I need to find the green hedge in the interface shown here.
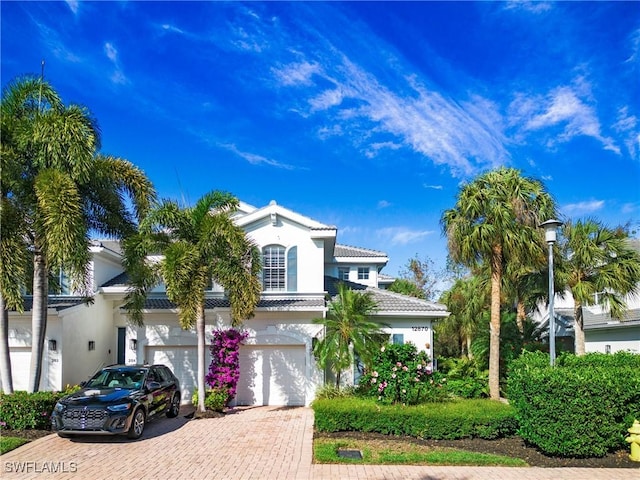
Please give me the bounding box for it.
[0,390,75,430]
[312,397,518,440]
[507,351,640,457]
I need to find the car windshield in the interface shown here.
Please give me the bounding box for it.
[86,368,147,389]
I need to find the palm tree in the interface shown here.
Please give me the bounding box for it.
[557,219,640,355]
[439,275,489,359]
[313,283,387,388]
[0,76,155,392]
[441,167,556,399]
[122,191,262,413]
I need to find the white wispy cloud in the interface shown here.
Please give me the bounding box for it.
[104,42,127,85]
[161,24,186,35]
[219,143,298,170]
[561,200,605,216]
[303,57,509,176]
[503,1,553,14]
[365,141,402,159]
[65,0,79,15]
[377,227,435,246]
[423,184,443,190]
[272,61,321,87]
[509,83,619,154]
[377,200,392,209]
[613,106,639,159]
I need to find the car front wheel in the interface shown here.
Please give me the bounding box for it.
[166,392,180,418]
[127,408,145,439]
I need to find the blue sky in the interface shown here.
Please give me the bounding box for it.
[2,1,639,278]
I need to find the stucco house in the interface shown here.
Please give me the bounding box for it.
[534,238,640,354]
[4,200,449,406]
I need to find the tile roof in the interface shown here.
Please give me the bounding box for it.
[333,244,387,258]
[102,271,130,288]
[139,296,324,310]
[324,277,448,314]
[553,307,640,330]
[16,296,88,313]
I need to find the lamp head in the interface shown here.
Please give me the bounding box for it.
[539,219,563,244]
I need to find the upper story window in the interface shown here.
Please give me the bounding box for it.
[357,267,370,280]
[49,268,71,295]
[262,245,297,292]
[338,267,350,281]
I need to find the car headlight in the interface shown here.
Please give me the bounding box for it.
[107,403,132,412]
[54,402,65,413]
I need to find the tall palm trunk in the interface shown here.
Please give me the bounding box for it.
[488,245,502,400]
[196,305,206,413]
[573,301,585,356]
[0,293,14,393]
[29,247,48,392]
[516,300,526,335]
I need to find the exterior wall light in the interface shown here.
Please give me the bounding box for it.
[48,339,57,351]
[129,338,137,351]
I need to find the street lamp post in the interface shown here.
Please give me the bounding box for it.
[540,219,563,366]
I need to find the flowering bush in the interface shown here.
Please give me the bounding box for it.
[205,328,248,405]
[357,343,447,405]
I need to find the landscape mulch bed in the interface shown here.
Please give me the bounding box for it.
[314,431,639,468]
[7,428,638,468]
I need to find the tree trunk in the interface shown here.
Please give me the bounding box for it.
[489,245,503,400]
[574,301,585,356]
[196,305,207,412]
[516,300,526,335]
[29,248,48,393]
[466,336,473,360]
[0,294,14,394]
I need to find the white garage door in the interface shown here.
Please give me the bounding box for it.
[1,348,31,391]
[236,345,306,406]
[146,346,211,404]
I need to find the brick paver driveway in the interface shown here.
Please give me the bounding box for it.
[2,406,628,480]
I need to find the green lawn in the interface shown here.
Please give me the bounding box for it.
[314,438,528,467]
[0,436,29,455]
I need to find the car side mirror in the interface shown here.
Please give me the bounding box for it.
[146,381,161,391]
[80,381,87,387]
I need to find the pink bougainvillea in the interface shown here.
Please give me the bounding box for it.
[205,328,249,404]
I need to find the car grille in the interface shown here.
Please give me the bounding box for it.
[62,407,109,430]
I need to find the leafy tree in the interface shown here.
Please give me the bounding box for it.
[313,283,387,388]
[395,255,440,300]
[557,220,640,355]
[441,167,556,399]
[123,191,262,412]
[388,278,425,299]
[0,76,155,392]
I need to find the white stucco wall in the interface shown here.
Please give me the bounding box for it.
[59,296,115,387]
[585,326,640,354]
[244,216,326,293]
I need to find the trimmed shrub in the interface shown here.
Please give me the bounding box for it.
[507,351,640,457]
[312,397,518,440]
[0,387,79,430]
[191,388,229,412]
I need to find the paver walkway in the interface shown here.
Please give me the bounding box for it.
[1,406,631,479]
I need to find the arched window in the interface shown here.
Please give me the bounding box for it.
[262,245,297,292]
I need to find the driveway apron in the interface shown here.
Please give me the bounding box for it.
[1,406,628,480]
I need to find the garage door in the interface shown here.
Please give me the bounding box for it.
[1,348,31,391]
[235,345,306,406]
[146,346,211,404]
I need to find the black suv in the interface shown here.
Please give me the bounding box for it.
[51,364,181,439]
